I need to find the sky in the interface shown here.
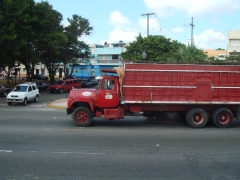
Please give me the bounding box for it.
[34,0,240,50]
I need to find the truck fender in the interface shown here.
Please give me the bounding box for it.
[71,99,94,115]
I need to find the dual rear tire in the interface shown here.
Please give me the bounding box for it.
[185,108,233,128]
[211,108,233,128]
[186,108,208,128]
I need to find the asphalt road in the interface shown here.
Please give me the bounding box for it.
[1,93,240,179]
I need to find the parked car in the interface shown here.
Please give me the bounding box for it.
[81,78,91,88]
[6,82,39,106]
[48,79,81,94]
[0,85,12,97]
[32,74,48,80]
[4,73,16,79]
[84,80,98,88]
[36,82,49,92]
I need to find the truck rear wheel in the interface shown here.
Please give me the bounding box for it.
[211,108,233,128]
[72,107,92,127]
[186,108,208,128]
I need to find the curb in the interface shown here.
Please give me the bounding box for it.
[47,103,67,110]
[47,99,67,110]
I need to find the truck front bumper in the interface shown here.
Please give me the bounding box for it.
[66,108,72,115]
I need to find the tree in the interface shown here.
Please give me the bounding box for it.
[169,45,208,63]
[35,1,66,84]
[15,0,41,81]
[121,34,184,62]
[59,14,93,78]
[0,0,38,80]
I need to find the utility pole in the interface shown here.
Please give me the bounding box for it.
[141,13,155,36]
[189,17,194,47]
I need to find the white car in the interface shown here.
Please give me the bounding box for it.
[6,82,39,106]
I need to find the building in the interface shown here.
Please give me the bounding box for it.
[203,49,227,60]
[227,30,240,58]
[69,41,127,79]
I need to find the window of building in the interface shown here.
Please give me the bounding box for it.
[230,39,236,46]
[112,55,119,60]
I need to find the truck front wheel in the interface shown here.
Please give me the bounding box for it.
[211,108,233,128]
[186,108,208,128]
[72,107,93,127]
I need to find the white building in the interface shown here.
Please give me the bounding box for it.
[227,30,240,57]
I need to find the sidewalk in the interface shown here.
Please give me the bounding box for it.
[47,99,67,109]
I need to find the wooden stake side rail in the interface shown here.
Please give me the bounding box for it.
[122,63,240,104]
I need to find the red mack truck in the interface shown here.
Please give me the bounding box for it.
[66,63,240,128]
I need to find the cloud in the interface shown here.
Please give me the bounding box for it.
[106,11,140,43]
[138,17,161,33]
[109,11,131,28]
[193,29,226,49]
[171,27,184,34]
[107,28,139,43]
[143,0,240,18]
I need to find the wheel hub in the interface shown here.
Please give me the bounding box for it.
[219,113,230,124]
[193,113,204,124]
[76,112,88,123]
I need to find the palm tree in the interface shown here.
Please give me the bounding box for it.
[170,45,207,63]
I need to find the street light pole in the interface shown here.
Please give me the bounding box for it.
[141,13,155,36]
[189,17,194,47]
[142,51,147,61]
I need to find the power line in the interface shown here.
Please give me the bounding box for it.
[205,29,228,46]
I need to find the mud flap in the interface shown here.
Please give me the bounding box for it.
[236,105,240,121]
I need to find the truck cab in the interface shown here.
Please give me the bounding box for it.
[67,73,124,127]
[95,76,120,108]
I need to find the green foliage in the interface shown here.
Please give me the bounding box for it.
[33,1,66,83]
[121,34,184,62]
[169,45,208,63]
[122,34,209,64]
[60,14,93,78]
[226,55,240,62]
[0,0,37,71]
[0,0,93,83]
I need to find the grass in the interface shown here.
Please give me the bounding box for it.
[0,78,36,88]
[1,78,21,88]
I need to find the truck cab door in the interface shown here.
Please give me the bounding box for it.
[100,78,119,108]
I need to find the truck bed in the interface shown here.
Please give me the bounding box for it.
[123,63,240,104]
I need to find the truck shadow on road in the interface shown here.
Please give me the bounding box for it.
[85,113,240,129]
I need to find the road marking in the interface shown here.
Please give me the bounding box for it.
[52,152,106,155]
[0,150,105,155]
[0,150,12,153]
